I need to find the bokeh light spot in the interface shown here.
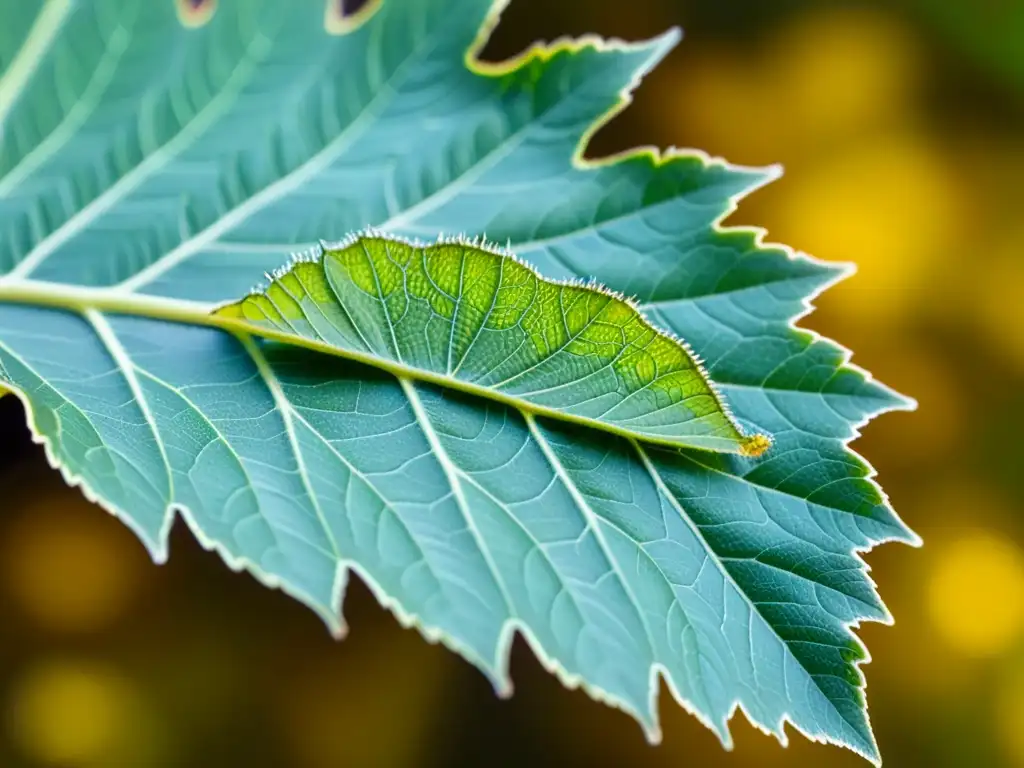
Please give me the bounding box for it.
[765,7,922,144]
[1,493,148,633]
[6,661,133,765]
[928,532,1024,657]
[658,7,922,165]
[769,134,961,324]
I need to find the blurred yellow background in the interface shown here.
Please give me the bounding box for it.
[1,0,1022,765]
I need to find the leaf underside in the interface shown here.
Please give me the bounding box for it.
[0,0,916,763]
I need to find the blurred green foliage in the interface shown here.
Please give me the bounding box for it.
[911,0,1024,92]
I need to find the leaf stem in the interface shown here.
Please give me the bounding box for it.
[0,277,769,456]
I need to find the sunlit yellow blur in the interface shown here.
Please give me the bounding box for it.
[1,492,147,633]
[663,7,923,164]
[768,133,962,324]
[997,666,1024,766]
[764,9,923,146]
[928,533,1024,657]
[7,660,137,766]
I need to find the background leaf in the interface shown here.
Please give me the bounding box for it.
[0,0,914,762]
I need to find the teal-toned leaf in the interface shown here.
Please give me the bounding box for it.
[0,0,916,763]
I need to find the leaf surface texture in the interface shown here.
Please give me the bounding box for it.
[0,0,915,761]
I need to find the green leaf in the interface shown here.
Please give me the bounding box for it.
[215,232,769,455]
[0,0,915,763]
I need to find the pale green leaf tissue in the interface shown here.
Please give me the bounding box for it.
[0,0,916,763]
[217,233,770,455]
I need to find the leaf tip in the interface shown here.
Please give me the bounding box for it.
[739,433,772,458]
[860,734,883,767]
[893,390,919,413]
[652,25,684,55]
[328,619,349,641]
[640,719,663,745]
[761,162,785,184]
[719,159,786,201]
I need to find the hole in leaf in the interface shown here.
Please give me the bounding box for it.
[177,0,216,28]
[339,0,371,15]
[325,0,380,34]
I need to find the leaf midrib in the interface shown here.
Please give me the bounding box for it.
[0,278,732,453]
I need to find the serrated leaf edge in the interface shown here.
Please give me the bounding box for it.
[0,2,919,764]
